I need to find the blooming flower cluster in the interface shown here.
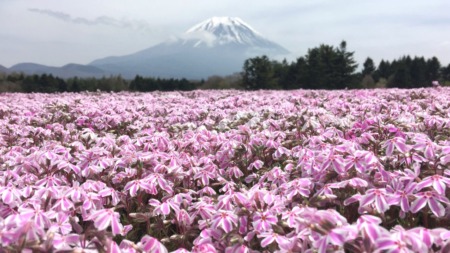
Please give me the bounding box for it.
[1,88,450,252]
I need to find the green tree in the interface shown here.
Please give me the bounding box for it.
[362,57,376,76]
[302,41,357,89]
[334,41,358,89]
[388,62,411,88]
[242,55,275,90]
[409,57,427,88]
[375,60,392,81]
[426,57,441,82]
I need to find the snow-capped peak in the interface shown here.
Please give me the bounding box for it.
[184,17,265,47]
[186,17,261,36]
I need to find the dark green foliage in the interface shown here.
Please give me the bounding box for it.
[0,73,198,93]
[362,57,376,77]
[242,41,359,90]
[128,76,197,92]
[242,55,276,90]
[379,56,442,88]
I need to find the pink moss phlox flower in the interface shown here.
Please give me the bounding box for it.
[344,150,378,173]
[88,208,123,235]
[0,185,22,206]
[193,166,217,186]
[192,243,218,253]
[440,146,450,165]
[375,227,428,253]
[189,199,216,220]
[356,215,386,243]
[140,235,168,253]
[412,135,437,160]
[266,166,288,185]
[82,192,102,211]
[49,212,72,235]
[314,226,358,253]
[416,174,450,195]
[386,180,416,213]
[98,186,120,206]
[211,210,238,233]
[52,193,74,212]
[252,210,278,232]
[148,197,180,217]
[124,179,155,197]
[337,178,369,189]
[247,160,264,171]
[146,172,173,194]
[410,191,450,217]
[320,149,346,174]
[258,231,291,248]
[284,178,312,200]
[18,202,54,229]
[225,244,258,253]
[357,188,391,213]
[407,227,434,249]
[383,136,408,157]
[52,233,81,250]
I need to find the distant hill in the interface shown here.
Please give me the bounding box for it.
[8,63,106,78]
[0,64,7,73]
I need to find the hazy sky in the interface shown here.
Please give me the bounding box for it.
[1,0,450,68]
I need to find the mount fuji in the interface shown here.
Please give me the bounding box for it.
[5,17,289,79]
[89,17,289,79]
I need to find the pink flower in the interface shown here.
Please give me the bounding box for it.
[124,179,155,197]
[412,135,436,160]
[52,233,80,250]
[148,197,180,217]
[321,150,345,174]
[416,174,450,195]
[383,137,408,156]
[88,208,123,235]
[192,243,218,253]
[344,150,377,173]
[252,210,278,232]
[387,180,416,213]
[190,200,216,220]
[356,215,386,243]
[247,160,264,170]
[193,168,216,186]
[0,186,21,206]
[18,203,53,229]
[410,191,449,217]
[52,194,74,211]
[358,188,391,213]
[140,235,168,253]
[49,212,72,235]
[211,210,238,233]
[257,231,290,248]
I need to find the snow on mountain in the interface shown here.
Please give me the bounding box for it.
[185,17,263,47]
[180,17,289,52]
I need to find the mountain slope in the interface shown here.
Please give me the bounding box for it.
[90,17,289,79]
[3,17,289,79]
[8,63,106,78]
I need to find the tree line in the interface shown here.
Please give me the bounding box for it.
[1,41,450,92]
[242,41,450,90]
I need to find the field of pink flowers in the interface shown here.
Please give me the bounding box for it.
[1,88,450,252]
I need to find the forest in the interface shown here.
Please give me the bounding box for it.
[1,41,449,92]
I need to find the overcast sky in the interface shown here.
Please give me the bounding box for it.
[1,0,450,68]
